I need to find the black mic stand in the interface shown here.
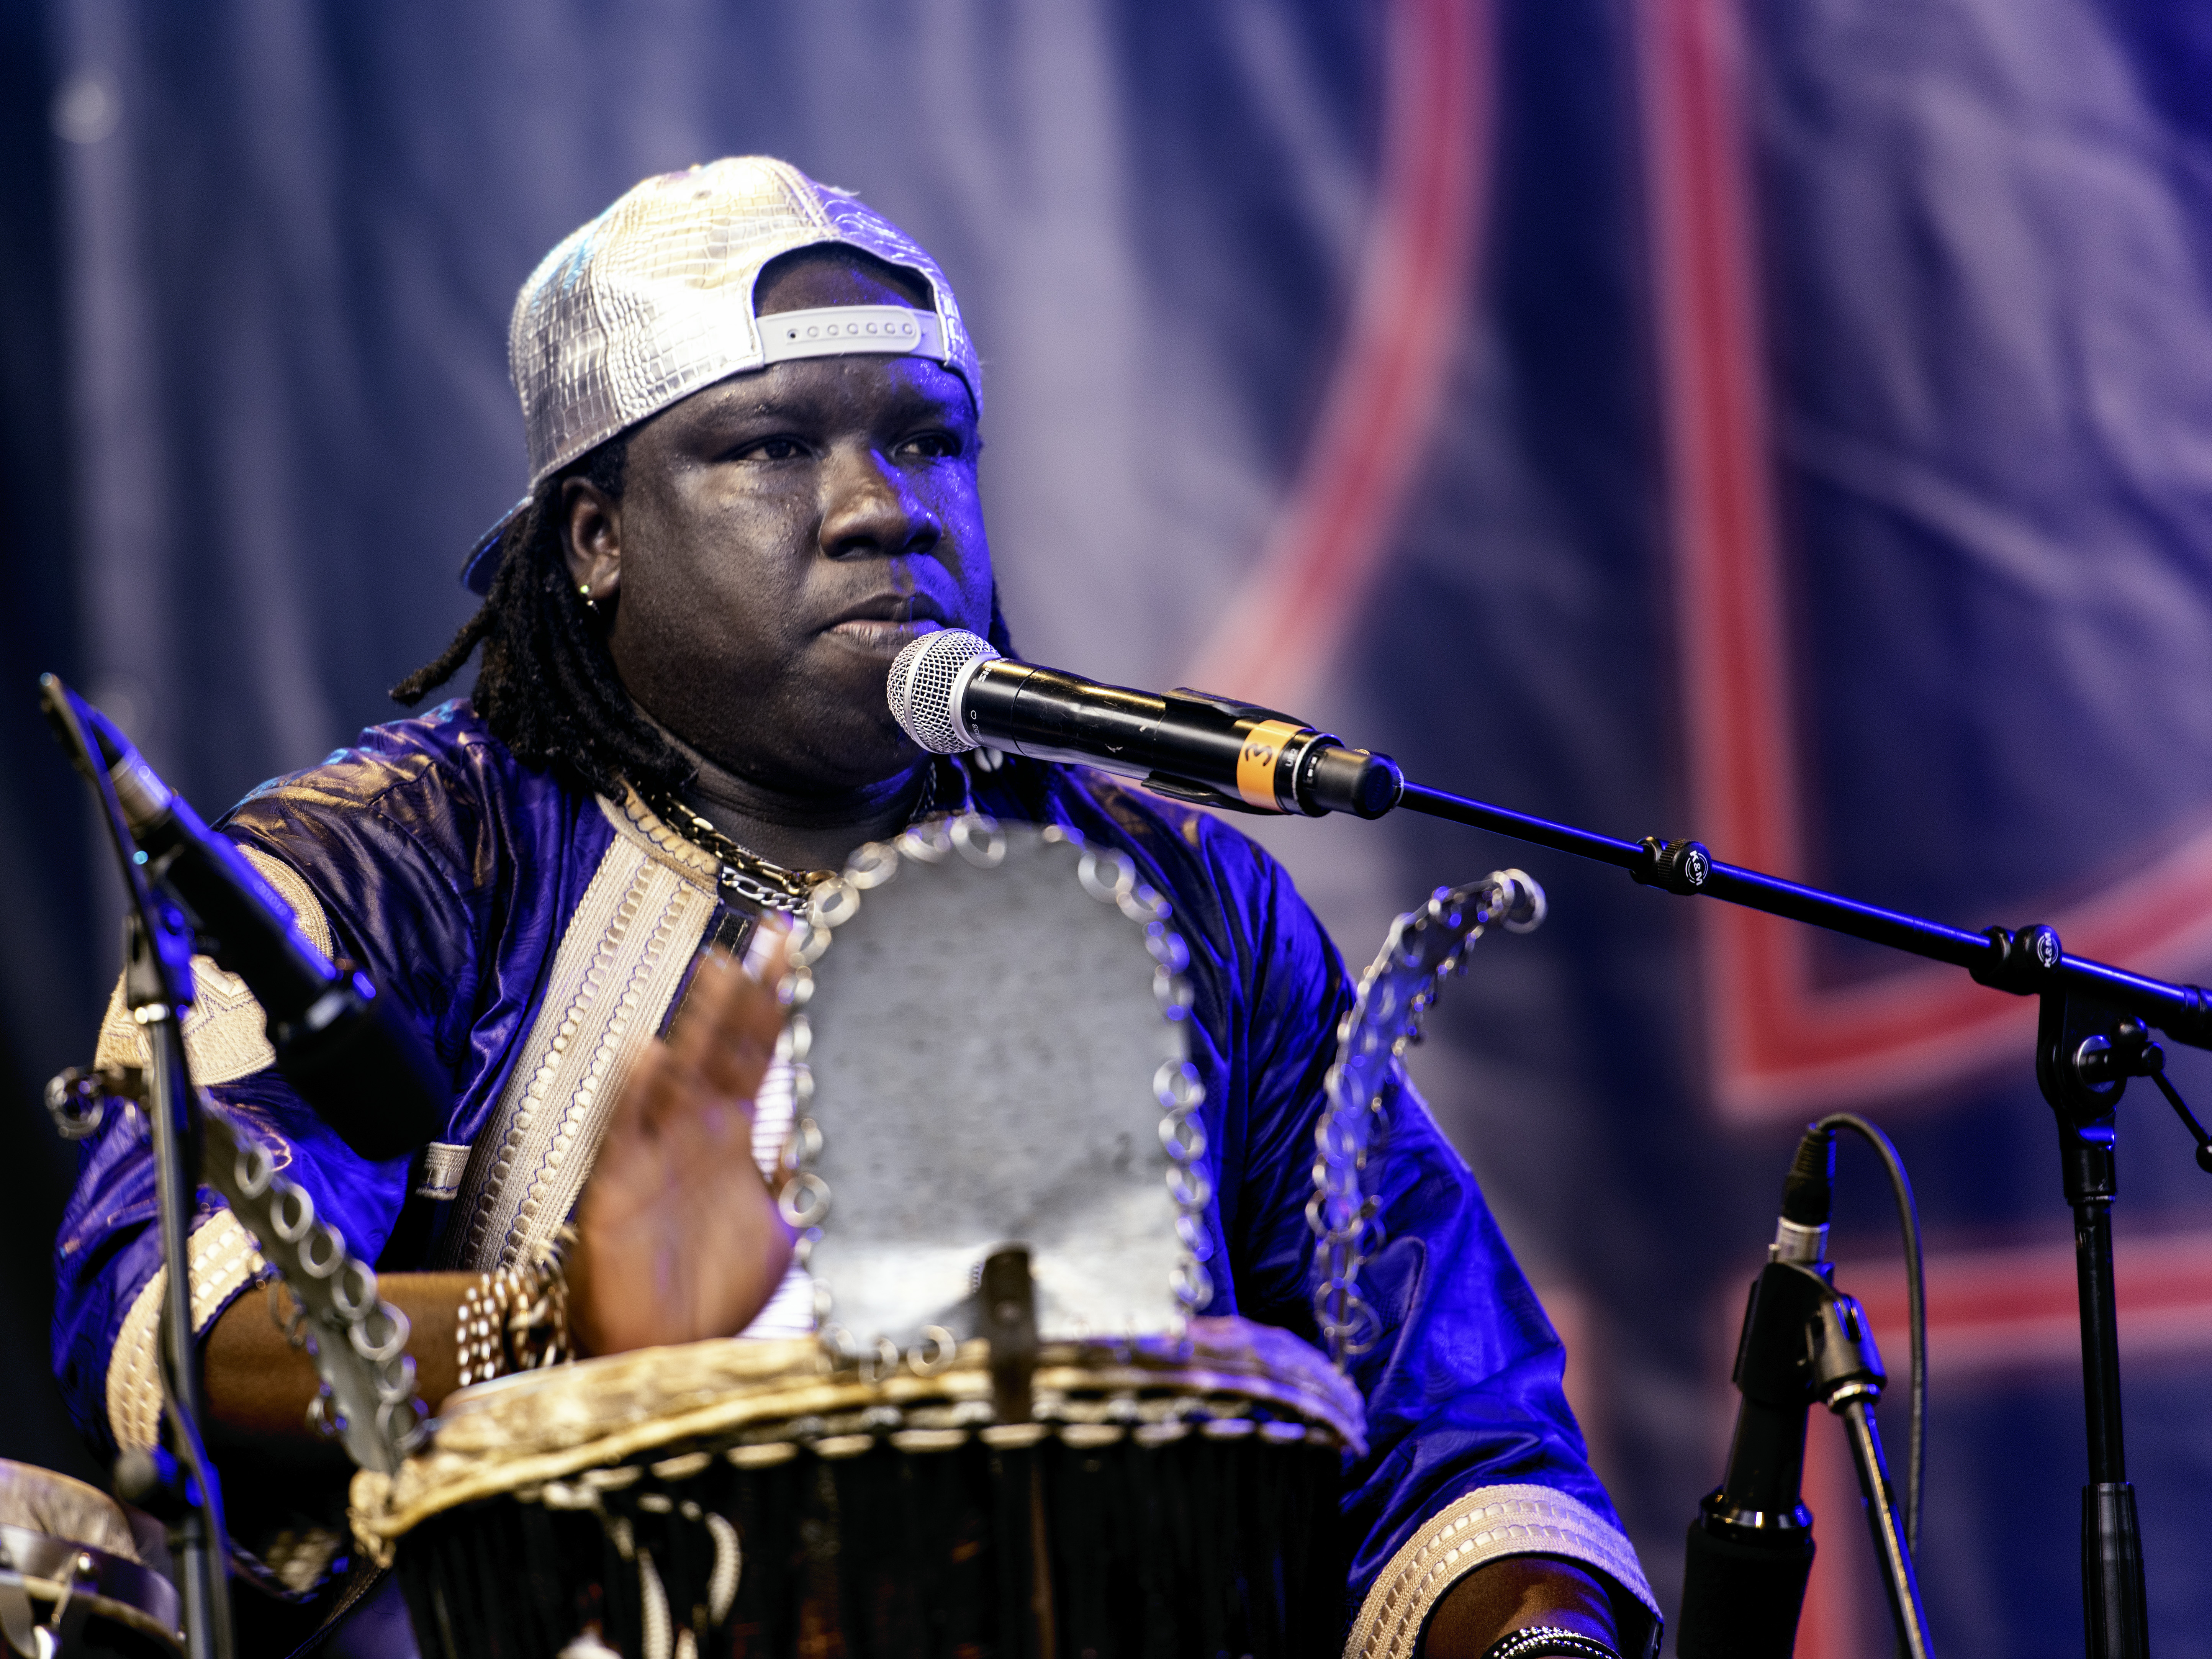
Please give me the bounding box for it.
[1387,781,2209,1659]
[43,680,235,1659]
[1680,1205,1932,1657]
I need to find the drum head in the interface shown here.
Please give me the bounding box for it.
[785,816,1203,1349]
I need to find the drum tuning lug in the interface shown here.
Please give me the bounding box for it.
[978,1245,1038,1424]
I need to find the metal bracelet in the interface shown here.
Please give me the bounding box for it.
[1482,1626,1622,1659]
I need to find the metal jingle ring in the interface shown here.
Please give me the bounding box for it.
[899,819,954,862]
[1146,927,1191,973]
[780,1014,812,1062]
[1170,1258,1215,1311]
[373,1349,417,1404]
[271,1183,316,1243]
[1118,882,1169,925]
[351,1305,410,1365]
[951,814,1007,868]
[330,1256,378,1320]
[780,1115,824,1171]
[1153,1059,1204,1112]
[786,920,831,967]
[817,1324,861,1371]
[306,1390,344,1439]
[1328,1300,1385,1358]
[908,1326,958,1376]
[845,842,901,889]
[1153,970,1194,1018]
[1158,1114,1207,1165]
[234,1139,276,1199]
[779,1171,832,1228]
[857,1335,901,1384]
[779,968,815,1011]
[808,878,860,929]
[298,1222,346,1279]
[1078,848,1137,905]
[1166,1164,1212,1210]
[377,1395,426,1449]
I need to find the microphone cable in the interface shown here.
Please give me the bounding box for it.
[1812,1111,1927,1553]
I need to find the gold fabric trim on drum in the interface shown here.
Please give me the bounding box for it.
[1344,1483,1662,1659]
[350,1316,1366,1563]
[443,803,718,1272]
[106,1211,267,1450]
[92,847,334,1086]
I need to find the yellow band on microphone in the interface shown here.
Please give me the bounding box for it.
[1235,720,1306,811]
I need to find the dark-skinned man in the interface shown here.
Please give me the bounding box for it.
[55,158,1658,1658]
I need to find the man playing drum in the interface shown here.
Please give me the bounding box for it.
[54,159,1660,1659]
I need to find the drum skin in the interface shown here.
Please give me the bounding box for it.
[791,819,1197,1349]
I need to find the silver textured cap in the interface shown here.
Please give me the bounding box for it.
[467,157,980,592]
[889,629,1000,753]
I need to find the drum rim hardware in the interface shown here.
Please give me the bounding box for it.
[0,1521,182,1656]
[1310,870,1546,1366]
[775,811,1212,1362]
[349,1313,1366,1561]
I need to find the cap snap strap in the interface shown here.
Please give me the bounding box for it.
[758,305,945,366]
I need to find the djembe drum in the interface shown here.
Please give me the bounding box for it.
[355,817,1363,1659]
[0,1462,180,1659]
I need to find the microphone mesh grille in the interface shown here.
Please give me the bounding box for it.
[887,629,999,753]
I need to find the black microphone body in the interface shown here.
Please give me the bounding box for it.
[92,714,449,1162]
[1677,1130,1838,1659]
[889,632,1403,819]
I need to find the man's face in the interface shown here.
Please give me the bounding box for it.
[570,256,992,794]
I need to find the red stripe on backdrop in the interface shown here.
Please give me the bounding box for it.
[1636,0,2212,1121]
[1181,0,1491,713]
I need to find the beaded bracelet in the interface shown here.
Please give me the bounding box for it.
[1481,1628,1622,1659]
[456,1234,573,1389]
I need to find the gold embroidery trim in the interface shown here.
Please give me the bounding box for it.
[442,811,718,1272]
[92,846,335,1086]
[106,1210,268,1449]
[1344,1483,1659,1659]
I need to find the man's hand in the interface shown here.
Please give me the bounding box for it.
[567,940,797,1356]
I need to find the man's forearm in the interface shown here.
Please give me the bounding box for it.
[204,1269,476,1441]
[1421,1557,1618,1657]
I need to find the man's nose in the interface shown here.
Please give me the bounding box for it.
[819,445,940,560]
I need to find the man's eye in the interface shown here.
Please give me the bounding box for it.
[898,432,963,461]
[738,437,807,461]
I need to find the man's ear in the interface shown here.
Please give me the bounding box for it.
[562,477,624,599]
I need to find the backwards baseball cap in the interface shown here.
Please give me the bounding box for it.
[463,156,981,593]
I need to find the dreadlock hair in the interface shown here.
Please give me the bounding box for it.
[391,436,692,800]
[393,429,1020,800]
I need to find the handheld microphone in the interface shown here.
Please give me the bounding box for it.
[1677,1127,1836,1658]
[887,629,1404,819]
[44,686,449,1162]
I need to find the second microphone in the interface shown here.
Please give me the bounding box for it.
[887,630,1404,819]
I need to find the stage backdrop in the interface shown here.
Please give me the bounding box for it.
[5,0,2212,1652]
